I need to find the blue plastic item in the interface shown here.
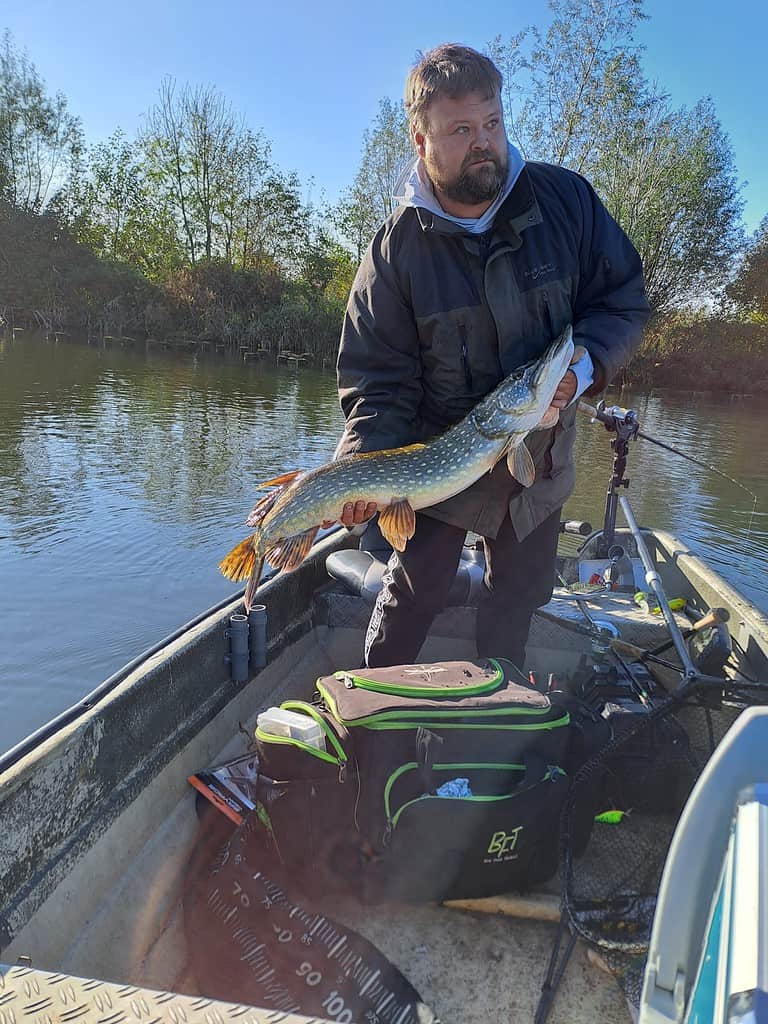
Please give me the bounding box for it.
[436,778,473,799]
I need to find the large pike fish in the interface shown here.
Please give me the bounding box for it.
[221,326,579,610]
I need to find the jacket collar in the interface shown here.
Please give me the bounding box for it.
[415,164,543,239]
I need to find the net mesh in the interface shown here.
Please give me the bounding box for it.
[561,689,747,1006]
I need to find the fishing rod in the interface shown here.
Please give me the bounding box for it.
[575,398,761,692]
[578,399,759,556]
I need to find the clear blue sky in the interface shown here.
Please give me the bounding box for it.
[3,0,766,232]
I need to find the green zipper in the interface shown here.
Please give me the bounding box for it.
[357,714,571,731]
[385,761,535,827]
[333,658,504,699]
[279,700,348,763]
[318,682,566,729]
[315,684,569,733]
[255,727,344,767]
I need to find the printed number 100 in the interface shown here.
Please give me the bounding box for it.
[322,990,352,1022]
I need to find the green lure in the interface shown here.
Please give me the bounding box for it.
[595,809,628,825]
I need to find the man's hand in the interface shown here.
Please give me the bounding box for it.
[321,500,378,529]
[549,368,578,410]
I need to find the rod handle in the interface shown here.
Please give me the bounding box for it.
[690,607,730,632]
[609,638,648,661]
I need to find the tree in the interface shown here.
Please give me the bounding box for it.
[335,97,411,259]
[0,30,83,212]
[216,126,271,269]
[595,90,744,312]
[143,79,312,277]
[488,0,744,312]
[728,216,768,321]
[56,129,184,281]
[488,0,647,171]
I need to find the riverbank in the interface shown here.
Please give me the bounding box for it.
[3,200,767,391]
[5,316,767,394]
[624,317,768,393]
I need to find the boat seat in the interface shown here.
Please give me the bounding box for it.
[325,546,488,607]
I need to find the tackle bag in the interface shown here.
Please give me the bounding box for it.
[368,753,569,902]
[315,658,571,777]
[253,659,597,903]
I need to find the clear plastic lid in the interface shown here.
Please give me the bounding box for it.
[257,707,325,749]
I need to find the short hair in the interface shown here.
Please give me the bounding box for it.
[405,44,503,135]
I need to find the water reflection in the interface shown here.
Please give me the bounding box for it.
[1,335,767,753]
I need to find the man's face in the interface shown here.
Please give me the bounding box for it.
[413,90,508,213]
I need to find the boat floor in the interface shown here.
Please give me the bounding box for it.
[4,582,730,1023]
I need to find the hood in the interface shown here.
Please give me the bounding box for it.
[393,142,525,234]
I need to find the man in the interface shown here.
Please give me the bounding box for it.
[333,44,649,669]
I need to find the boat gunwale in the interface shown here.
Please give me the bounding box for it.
[0,528,355,951]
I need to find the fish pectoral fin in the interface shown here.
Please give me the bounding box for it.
[219,535,257,582]
[507,441,536,487]
[265,526,319,573]
[378,498,416,552]
[538,406,560,429]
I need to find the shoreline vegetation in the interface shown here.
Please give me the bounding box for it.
[1,3,767,392]
[4,314,767,397]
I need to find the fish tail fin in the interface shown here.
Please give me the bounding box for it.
[219,535,260,583]
[244,556,266,612]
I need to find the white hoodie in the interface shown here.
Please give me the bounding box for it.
[392,142,525,234]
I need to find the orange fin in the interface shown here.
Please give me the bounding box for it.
[246,471,304,527]
[256,470,304,489]
[265,526,320,573]
[246,488,284,528]
[378,498,416,552]
[219,535,257,582]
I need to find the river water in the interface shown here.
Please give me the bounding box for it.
[1,333,767,754]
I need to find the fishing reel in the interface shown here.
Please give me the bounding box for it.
[592,400,640,439]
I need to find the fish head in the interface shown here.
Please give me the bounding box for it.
[528,325,575,397]
[498,326,574,417]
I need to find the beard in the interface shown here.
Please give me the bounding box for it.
[427,147,508,206]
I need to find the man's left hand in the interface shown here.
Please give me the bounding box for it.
[549,369,578,410]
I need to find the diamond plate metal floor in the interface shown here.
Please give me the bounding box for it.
[0,963,333,1024]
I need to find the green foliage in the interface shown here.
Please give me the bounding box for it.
[156,260,343,358]
[488,0,745,314]
[489,0,648,170]
[0,31,83,212]
[628,312,768,391]
[0,198,159,333]
[333,97,411,259]
[60,128,185,281]
[141,79,315,276]
[728,216,768,322]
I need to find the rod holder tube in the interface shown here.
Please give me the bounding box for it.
[248,604,267,671]
[619,495,697,678]
[227,613,250,683]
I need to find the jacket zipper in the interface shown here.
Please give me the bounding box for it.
[459,323,473,392]
[542,290,554,336]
